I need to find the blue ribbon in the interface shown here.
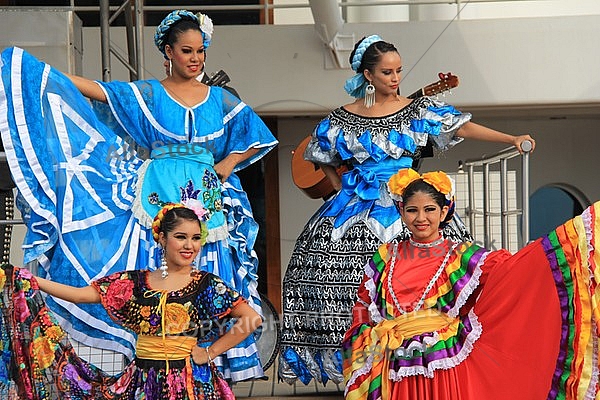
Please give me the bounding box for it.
[323,168,381,218]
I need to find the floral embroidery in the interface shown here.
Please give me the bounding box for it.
[45,325,65,342]
[148,192,160,205]
[140,305,151,318]
[106,279,134,310]
[213,296,224,309]
[215,282,227,295]
[14,290,30,323]
[202,169,219,190]
[32,336,55,369]
[139,320,151,334]
[64,364,92,391]
[164,303,191,334]
[180,179,202,203]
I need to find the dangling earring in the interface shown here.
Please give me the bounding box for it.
[160,247,169,279]
[364,82,376,108]
[169,59,173,77]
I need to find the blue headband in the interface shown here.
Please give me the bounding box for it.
[154,10,214,58]
[344,35,384,98]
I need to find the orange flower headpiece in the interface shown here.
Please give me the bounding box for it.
[151,202,209,244]
[387,168,455,203]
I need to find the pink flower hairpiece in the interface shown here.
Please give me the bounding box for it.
[182,198,210,222]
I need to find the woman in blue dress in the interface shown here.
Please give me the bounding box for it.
[0,10,277,381]
[278,35,535,386]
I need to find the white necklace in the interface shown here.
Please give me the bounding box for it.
[409,235,445,249]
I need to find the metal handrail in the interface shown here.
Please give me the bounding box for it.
[462,140,532,250]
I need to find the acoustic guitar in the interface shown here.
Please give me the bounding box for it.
[291,73,460,200]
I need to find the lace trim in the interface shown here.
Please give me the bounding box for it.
[131,159,153,228]
[446,245,489,318]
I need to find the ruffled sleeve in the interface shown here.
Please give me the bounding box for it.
[412,98,471,151]
[196,272,246,320]
[92,270,141,329]
[216,88,278,171]
[303,115,345,167]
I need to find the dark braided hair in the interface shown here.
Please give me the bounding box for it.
[349,39,399,75]
[164,19,202,51]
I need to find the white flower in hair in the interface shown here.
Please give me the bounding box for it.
[197,13,214,46]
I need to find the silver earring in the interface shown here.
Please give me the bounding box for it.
[160,248,168,279]
[169,59,173,77]
[364,82,376,108]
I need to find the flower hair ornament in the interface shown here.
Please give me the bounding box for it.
[344,34,384,99]
[151,201,210,244]
[154,9,214,58]
[388,168,456,221]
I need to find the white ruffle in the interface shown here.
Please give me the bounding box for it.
[446,245,490,318]
[131,159,153,228]
[388,309,483,381]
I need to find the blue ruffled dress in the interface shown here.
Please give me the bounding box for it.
[0,47,277,381]
[279,99,472,385]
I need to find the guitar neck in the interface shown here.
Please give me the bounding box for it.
[407,88,425,100]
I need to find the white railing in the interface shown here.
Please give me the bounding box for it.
[461,140,532,250]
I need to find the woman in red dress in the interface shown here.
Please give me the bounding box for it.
[343,168,599,399]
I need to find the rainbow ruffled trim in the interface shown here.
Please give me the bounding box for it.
[544,202,599,399]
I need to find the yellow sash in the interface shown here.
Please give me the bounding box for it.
[347,309,457,400]
[136,334,197,361]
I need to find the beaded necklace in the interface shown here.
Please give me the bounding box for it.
[408,234,445,249]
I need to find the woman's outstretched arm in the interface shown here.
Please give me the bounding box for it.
[36,276,101,303]
[65,73,107,103]
[456,121,535,153]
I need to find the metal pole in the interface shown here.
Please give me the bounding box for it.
[520,141,532,247]
[135,0,145,80]
[467,164,476,239]
[500,158,508,249]
[99,0,112,81]
[123,0,137,81]
[483,163,490,248]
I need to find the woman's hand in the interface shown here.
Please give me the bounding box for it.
[191,302,261,365]
[213,148,260,183]
[511,134,536,154]
[213,158,237,183]
[191,345,214,365]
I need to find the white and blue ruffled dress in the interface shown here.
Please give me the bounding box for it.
[0,47,277,381]
[279,99,472,385]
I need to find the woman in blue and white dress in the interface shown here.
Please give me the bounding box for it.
[279,35,535,386]
[0,10,277,381]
